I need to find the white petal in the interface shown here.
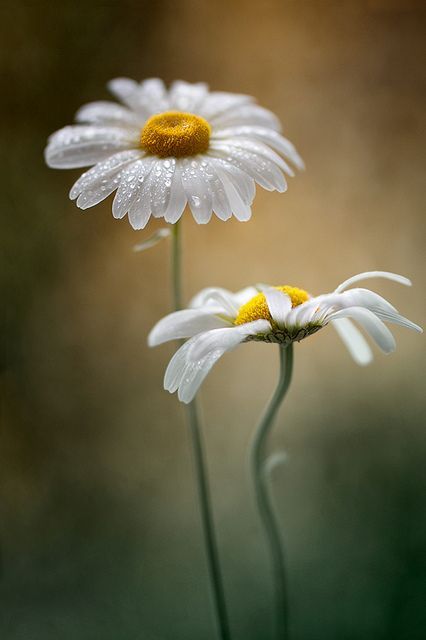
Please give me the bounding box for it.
[112,159,154,221]
[207,157,255,205]
[70,150,143,208]
[331,318,373,366]
[164,162,187,224]
[168,80,209,112]
[181,159,213,224]
[226,138,290,173]
[163,329,239,404]
[108,77,168,117]
[210,103,281,131]
[370,309,422,333]
[148,309,231,346]
[189,287,239,311]
[45,125,138,169]
[285,299,319,328]
[126,164,156,229]
[212,126,304,171]
[209,141,286,192]
[203,164,233,221]
[149,159,177,219]
[177,349,226,404]
[133,227,170,252]
[138,78,169,112]
[213,166,252,221]
[197,290,239,316]
[75,101,141,128]
[164,338,195,393]
[335,288,398,314]
[335,271,412,293]
[188,320,271,361]
[107,77,140,106]
[173,320,271,403]
[264,289,292,328]
[199,92,253,121]
[233,286,261,306]
[329,307,396,354]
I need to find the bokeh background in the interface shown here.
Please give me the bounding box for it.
[1,1,425,638]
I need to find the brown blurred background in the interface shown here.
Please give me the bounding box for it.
[1,1,425,638]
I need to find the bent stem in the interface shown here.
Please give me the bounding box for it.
[170,221,231,640]
[250,343,294,640]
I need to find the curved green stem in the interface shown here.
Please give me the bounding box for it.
[171,221,231,640]
[250,343,294,640]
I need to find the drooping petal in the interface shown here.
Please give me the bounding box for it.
[331,318,373,366]
[213,166,252,221]
[178,348,227,404]
[370,309,423,333]
[335,271,412,293]
[187,320,271,361]
[329,307,396,354]
[181,159,213,224]
[112,158,154,222]
[207,157,256,205]
[149,159,177,219]
[45,125,139,169]
[264,289,292,328]
[174,320,271,403]
[148,309,231,346]
[126,164,157,230]
[202,164,233,221]
[164,162,187,224]
[70,150,143,209]
[164,338,196,393]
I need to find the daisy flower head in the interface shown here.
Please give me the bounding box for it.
[45,78,304,229]
[148,271,422,403]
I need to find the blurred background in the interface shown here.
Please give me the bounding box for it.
[1,0,425,638]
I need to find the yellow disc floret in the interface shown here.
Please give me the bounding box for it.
[140,111,211,158]
[234,286,309,326]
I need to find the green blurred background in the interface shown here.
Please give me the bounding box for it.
[1,0,425,638]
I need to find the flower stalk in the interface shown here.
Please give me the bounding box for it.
[250,343,294,640]
[171,221,231,640]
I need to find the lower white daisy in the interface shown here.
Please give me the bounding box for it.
[44,78,304,229]
[148,271,422,404]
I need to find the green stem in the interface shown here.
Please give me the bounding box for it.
[171,223,182,311]
[170,221,232,640]
[250,343,294,640]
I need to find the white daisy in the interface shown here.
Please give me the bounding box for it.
[44,78,304,229]
[148,271,422,404]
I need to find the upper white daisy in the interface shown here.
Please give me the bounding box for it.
[148,271,422,403]
[44,78,304,229]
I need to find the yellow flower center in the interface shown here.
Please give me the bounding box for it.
[234,286,309,326]
[140,111,211,158]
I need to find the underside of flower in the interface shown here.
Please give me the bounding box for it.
[234,286,309,326]
[140,111,211,157]
[247,324,322,345]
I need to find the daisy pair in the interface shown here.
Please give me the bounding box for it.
[45,78,303,229]
[148,271,422,404]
